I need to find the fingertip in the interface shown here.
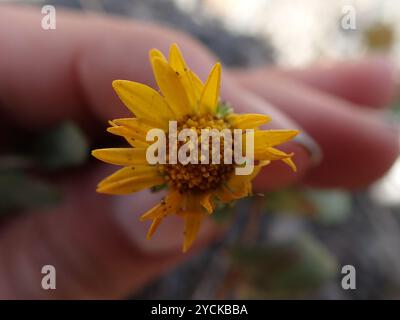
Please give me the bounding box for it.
[236,67,400,189]
[285,56,398,109]
[305,121,400,188]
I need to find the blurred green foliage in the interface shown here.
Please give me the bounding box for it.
[33,121,89,170]
[305,189,351,224]
[0,170,61,214]
[229,235,337,298]
[211,200,238,224]
[265,187,351,224]
[0,121,89,215]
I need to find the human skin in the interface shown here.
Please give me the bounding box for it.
[0,5,398,298]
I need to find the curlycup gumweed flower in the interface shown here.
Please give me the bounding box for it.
[92,43,298,252]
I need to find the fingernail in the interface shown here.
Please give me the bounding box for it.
[293,131,323,166]
[224,79,323,165]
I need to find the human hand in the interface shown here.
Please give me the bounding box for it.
[0,5,397,299]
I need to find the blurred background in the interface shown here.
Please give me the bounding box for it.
[2,0,400,299]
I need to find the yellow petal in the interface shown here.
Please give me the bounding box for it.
[225,174,256,199]
[227,174,252,191]
[98,165,158,188]
[140,190,182,221]
[214,186,236,203]
[282,157,297,172]
[108,118,153,140]
[112,118,155,131]
[227,183,250,199]
[140,203,165,222]
[147,217,163,239]
[199,63,221,115]
[112,80,173,129]
[169,44,198,110]
[92,148,148,166]
[149,48,167,62]
[218,161,269,201]
[254,147,296,171]
[169,43,186,69]
[199,192,213,214]
[107,126,150,148]
[254,130,299,148]
[183,212,204,252]
[107,126,147,141]
[189,71,204,101]
[151,57,193,119]
[107,125,150,148]
[227,113,271,129]
[255,147,293,161]
[228,160,268,187]
[97,174,164,195]
[108,119,153,148]
[125,138,150,149]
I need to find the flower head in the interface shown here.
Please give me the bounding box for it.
[92,44,298,252]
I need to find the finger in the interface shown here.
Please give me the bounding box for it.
[233,57,398,109]
[0,5,312,188]
[0,6,214,129]
[0,166,218,299]
[236,72,399,188]
[221,79,312,190]
[0,6,309,298]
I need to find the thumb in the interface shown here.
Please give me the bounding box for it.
[0,166,217,299]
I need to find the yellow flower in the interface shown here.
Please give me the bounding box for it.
[92,44,298,252]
